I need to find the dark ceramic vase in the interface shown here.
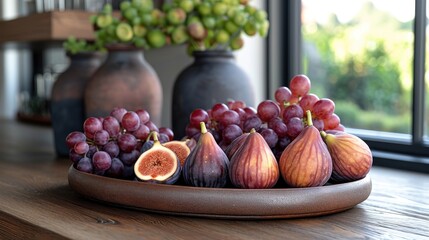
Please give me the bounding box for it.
[84,45,163,125]
[172,50,255,139]
[51,52,104,157]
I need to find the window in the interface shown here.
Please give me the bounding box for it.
[268,0,429,173]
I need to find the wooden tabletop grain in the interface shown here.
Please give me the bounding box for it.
[0,120,428,240]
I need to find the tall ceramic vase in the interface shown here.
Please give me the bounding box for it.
[172,50,255,139]
[84,45,163,125]
[51,52,104,157]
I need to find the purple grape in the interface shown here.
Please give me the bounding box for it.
[119,149,140,166]
[105,158,124,178]
[122,111,141,132]
[219,110,240,127]
[270,119,288,138]
[286,117,304,138]
[102,116,121,138]
[260,128,278,148]
[87,145,98,158]
[102,141,120,158]
[145,121,159,133]
[282,104,304,122]
[159,127,174,141]
[93,130,110,146]
[312,118,325,131]
[158,133,170,143]
[110,107,127,122]
[243,115,262,132]
[92,151,112,171]
[132,124,150,140]
[222,124,243,144]
[135,109,150,124]
[76,156,93,173]
[277,136,291,149]
[65,131,86,149]
[257,100,280,122]
[122,164,136,179]
[117,133,137,152]
[69,149,83,163]
[74,141,89,155]
[83,117,103,139]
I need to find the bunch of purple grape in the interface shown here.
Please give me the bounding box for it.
[66,107,174,178]
[185,74,344,159]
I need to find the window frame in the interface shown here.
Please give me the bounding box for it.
[267,0,429,173]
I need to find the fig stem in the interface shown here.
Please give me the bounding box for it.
[250,128,256,134]
[200,122,207,134]
[152,131,159,142]
[306,110,313,126]
[320,130,327,139]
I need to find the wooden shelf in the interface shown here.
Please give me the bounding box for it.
[0,10,96,44]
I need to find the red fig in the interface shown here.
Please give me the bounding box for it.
[279,110,332,187]
[229,129,279,189]
[321,130,372,182]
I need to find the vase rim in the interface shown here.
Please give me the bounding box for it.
[66,51,105,57]
[192,50,234,58]
[105,43,145,52]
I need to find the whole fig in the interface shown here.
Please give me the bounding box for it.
[182,122,229,188]
[321,130,372,182]
[229,129,279,189]
[224,132,250,159]
[279,110,332,187]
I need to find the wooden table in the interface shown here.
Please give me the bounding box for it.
[0,120,428,239]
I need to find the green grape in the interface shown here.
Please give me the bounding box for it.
[89,15,97,24]
[254,9,267,23]
[198,2,211,16]
[162,2,173,12]
[171,25,189,44]
[133,37,147,48]
[243,20,257,36]
[151,9,164,26]
[202,16,216,29]
[179,0,194,13]
[139,0,154,13]
[187,21,206,40]
[132,0,143,8]
[106,24,117,37]
[224,21,239,34]
[96,14,113,28]
[120,1,131,11]
[167,8,186,25]
[213,2,228,16]
[123,7,138,21]
[186,15,201,25]
[258,19,269,37]
[146,29,167,48]
[215,29,230,44]
[140,13,153,25]
[102,3,113,14]
[133,25,147,37]
[233,11,247,26]
[230,36,244,50]
[116,22,134,42]
[244,5,256,15]
[132,17,141,25]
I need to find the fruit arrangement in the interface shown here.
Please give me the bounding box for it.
[90,0,269,52]
[67,74,372,188]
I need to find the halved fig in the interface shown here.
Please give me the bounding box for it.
[134,133,181,184]
[163,140,191,167]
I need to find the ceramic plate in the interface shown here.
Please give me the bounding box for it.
[68,165,372,219]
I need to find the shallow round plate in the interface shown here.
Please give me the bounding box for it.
[68,165,372,219]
